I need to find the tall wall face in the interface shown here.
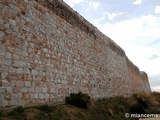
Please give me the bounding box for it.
[0,0,151,107]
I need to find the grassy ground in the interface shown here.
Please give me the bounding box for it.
[0,92,160,120]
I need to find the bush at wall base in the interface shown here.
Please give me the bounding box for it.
[65,92,90,109]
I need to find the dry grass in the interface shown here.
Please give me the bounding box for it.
[0,92,159,120]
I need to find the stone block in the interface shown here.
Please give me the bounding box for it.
[35,87,41,93]
[22,93,29,100]
[22,51,28,57]
[4,23,9,29]
[25,81,31,87]
[29,93,34,99]
[10,80,16,87]
[13,60,26,67]
[20,88,28,93]
[16,68,23,73]
[0,20,4,25]
[18,93,22,99]
[0,31,4,37]
[23,68,30,74]
[0,66,8,72]
[14,48,22,56]
[6,86,13,93]
[4,52,12,59]
[1,73,8,79]
[62,80,67,84]
[31,69,39,75]
[26,17,32,22]
[9,3,21,12]
[24,0,28,3]
[28,88,35,92]
[11,94,18,100]
[2,80,10,86]
[39,93,44,99]
[9,100,18,106]
[2,100,9,107]
[49,94,54,99]
[0,44,6,52]
[12,25,19,32]
[43,48,48,53]
[16,81,24,87]
[34,93,38,99]
[44,93,50,99]
[9,19,17,26]
[0,52,5,56]
[9,8,17,14]
[6,29,12,34]
[30,43,34,48]
[2,59,12,66]
[9,67,16,73]
[42,88,48,93]
[0,87,5,92]
[0,93,4,100]
[18,100,26,106]
[12,54,20,60]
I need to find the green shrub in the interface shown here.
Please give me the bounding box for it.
[65,91,90,108]
[8,106,24,115]
[7,106,26,119]
[130,103,145,114]
[37,104,54,113]
[137,97,148,109]
[130,92,149,114]
[133,92,159,106]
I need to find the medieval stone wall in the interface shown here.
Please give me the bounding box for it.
[0,0,151,107]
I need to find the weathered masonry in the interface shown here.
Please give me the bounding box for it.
[0,0,151,107]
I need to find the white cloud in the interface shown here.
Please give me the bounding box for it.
[63,0,84,7]
[93,14,160,44]
[152,86,160,92]
[149,75,160,91]
[91,17,105,24]
[155,6,160,14]
[132,0,142,5]
[103,12,124,20]
[89,1,100,9]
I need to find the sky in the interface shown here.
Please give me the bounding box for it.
[63,0,160,92]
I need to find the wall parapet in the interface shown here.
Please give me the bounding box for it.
[35,0,97,39]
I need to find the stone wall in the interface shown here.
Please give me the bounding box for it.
[0,0,151,107]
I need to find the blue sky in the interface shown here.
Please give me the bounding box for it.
[64,0,160,92]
